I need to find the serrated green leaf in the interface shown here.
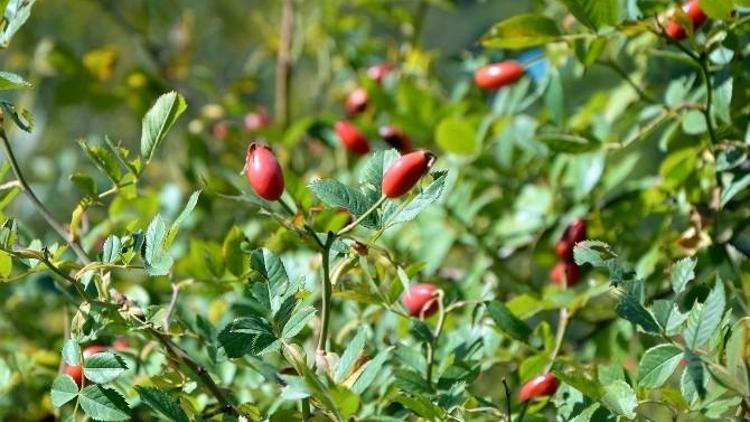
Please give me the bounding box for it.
[683,351,706,400]
[79,385,130,421]
[143,215,173,276]
[720,173,750,207]
[50,375,78,407]
[140,92,187,165]
[538,133,601,153]
[385,171,447,227]
[83,352,128,384]
[395,393,442,419]
[102,235,121,264]
[684,280,725,350]
[281,306,315,339]
[359,149,400,194]
[351,348,391,394]
[600,380,636,418]
[671,257,696,295]
[614,288,660,333]
[335,329,367,383]
[218,316,278,358]
[165,190,200,248]
[482,14,562,49]
[573,240,617,268]
[652,300,688,335]
[135,386,189,422]
[309,179,377,228]
[62,339,81,366]
[639,344,682,388]
[487,300,533,345]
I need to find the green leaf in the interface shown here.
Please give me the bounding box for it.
[222,226,246,277]
[0,0,36,47]
[0,250,10,278]
[671,257,696,295]
[140,92,187,165]
[652,300,688,335]
[638,344,682,388]
[218,316,278,358]
[83,352,128,384]
[165,190,201,248]
[614,288,660,333]
[79,141,122,184]
[435,118,477,155]
[385,171,447,227]
[308,179,377,228]
[250,248,291,314]
[359,149,400,194]
[134,386,189,422]
[143,215,174,276]
[281,306,315,339]
[720,173,750,208]
[699,0,733,19]
[600,380,637,419]
[50,375,78,407]
[79,385,130,421]
[551,364,605,401]
[487,300,533,345]
[482,14,563,49]
[62,339,81,366]
[560,0,621,30]
[351,348,391,394]
[330,384,361,420]
[725,318,750,396]
[395,393,442,419]
[335,329,367,383]
[683,350,706,399]
[537,133,601,153]
[0,71,30,90]
[573,240,617,268]
[102,235,121,264]
[684,279,725,350]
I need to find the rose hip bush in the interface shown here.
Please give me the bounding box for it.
[0,0,749,420]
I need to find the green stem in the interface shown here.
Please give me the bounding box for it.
[697,55,719,145]
[337,195,387,237]
[0,130,92,264]
[425,291,445,385]
[317,233,335,352]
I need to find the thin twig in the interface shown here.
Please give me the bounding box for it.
[275,0,294,128]
[337,195,387,237]
[502,378,512,422]
[164,282,182,329]
[317,232,335,352]
[0,130,92,264]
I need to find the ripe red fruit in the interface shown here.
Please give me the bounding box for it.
[665,0,708,41]
[565,218,587,244]
[378,125,413,154]
[345,87,369,116]
[244,143,285,201]
[367,62,393,84]
[550,262,580,287]
[474,61,525,90]
[555,239,573,261]
[334,121,371,155]
[519,373,559,401]
[382,150,436,198]
[403,283,439,318]
[63,344,107,387]
[244,108,271,131]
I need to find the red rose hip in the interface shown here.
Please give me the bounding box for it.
[519,373,559,401]
[550,262,580,287]
[244,108,271,131]
[378,125,413,153]
[382,150,435,198]
[345,87,369,116]
[665,0,708,41]
[474,61,525,90]
[334,121,371,155]
[244,143,285,201]
[403,283,440,318]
